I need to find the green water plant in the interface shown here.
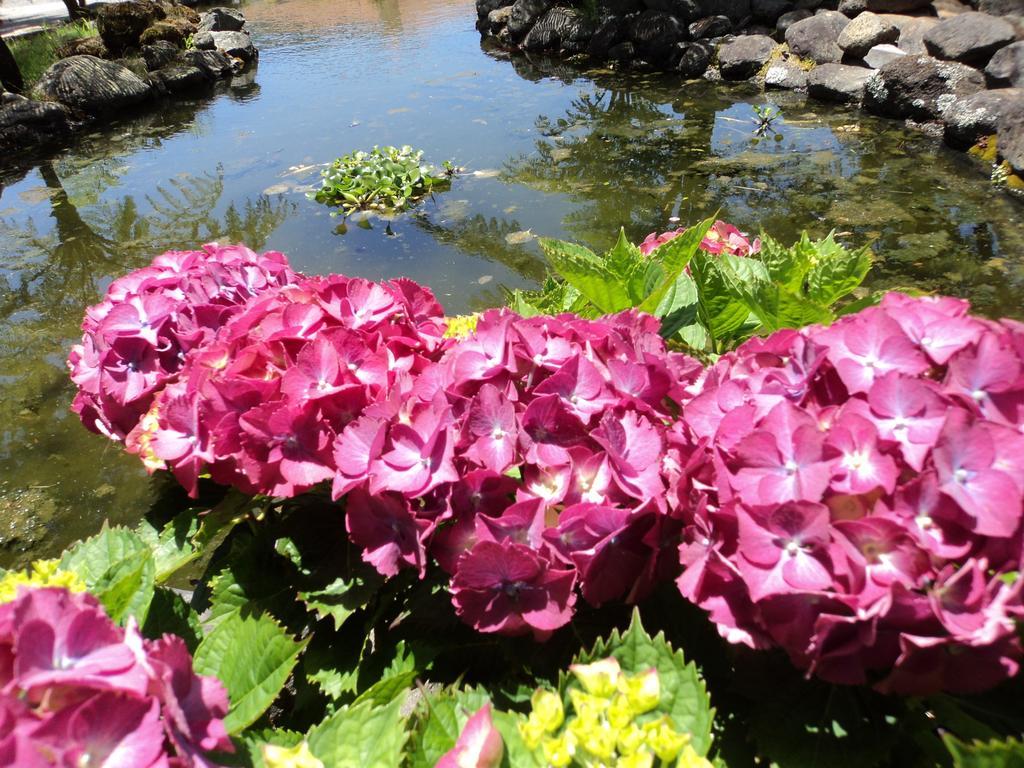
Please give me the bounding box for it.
[310,145,455,216]
[507,219,873,357]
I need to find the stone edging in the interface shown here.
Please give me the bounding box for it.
[1,3,259,157]
[477,0,1024,190]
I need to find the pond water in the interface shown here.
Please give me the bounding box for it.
[2,0,1023,566]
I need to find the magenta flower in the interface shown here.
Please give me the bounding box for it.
[346,488,431,577]
[436,704,504,768]
[370,406,458,497]
[463,384,518,473]
[639,220,759,257]
[451,541,576,639]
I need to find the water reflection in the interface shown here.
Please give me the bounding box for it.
[499,53,1024,319]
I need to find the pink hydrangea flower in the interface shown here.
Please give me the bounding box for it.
[639,220,761,257]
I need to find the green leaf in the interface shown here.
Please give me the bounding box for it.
[655,272,700,340]
[135,510,202,583]
[689,251,755,348]
[60,525,155,625]
[193,611,308,735]
[747,282,835,332]
[539,238,633,314]
[307,697,409,768]
[756,232,811,293]
[805,236,872,307]
[141,587,202,652]
[299,574,381,631]
[575,609,714,756]
[638,216,715,315]
[944,735,1024,767]
[354,670,418,707]
[230,728,306,768]
[408,692,463,768]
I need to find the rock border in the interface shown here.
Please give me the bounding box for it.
[477,0,1024,190]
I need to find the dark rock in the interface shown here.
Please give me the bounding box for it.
[742,23,776,35]
[864,42,906,67]
[987,41,1024,87]
[589,15,626,57]
[943,88,1024,147]
[838,0,868,15]
[998,97,1024,172]
[477,0,508,19]
[508,0,554,38]
[718,33,777,78]
[887,15,937,54]
[601,0,645,12]
[96,0,163,54]
[34,55,152,114]
[807,62,874,100]
[765,58,810,86]
[162,3,200,23]
[646,0,701,18]
[0,97,73,153]
[864,0,931,10]
[139,17,198,47]
[182,48,233,78]
[57,35,109,59]
[753,0,794,22]
[608,40,638,60]
[197,7,246,32]
[142,39,178,70]
[838,11,898,58]
[674,40,714,73]
[785,11,850,63]
[776,8,812,36]
[192,31,215,50]
[978,0,1024,14]
[153,62,208,91]
[628,10,689,62]
[699,0,752,21]
[209,30,256,62]
[523,6,595,49]
[690,15,732,37]
[863,53,986,121]
[487,5,514,32]
[923,12,1015,67]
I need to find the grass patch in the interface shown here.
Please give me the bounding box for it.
[8,20,98,87]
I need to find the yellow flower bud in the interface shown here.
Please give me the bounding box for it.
[618,669,660,715]
[518,714,547,751]
[578,719,618,763]
[607,693,634,730]
[616,723,647,756]
[443,313,481,339]
[570,657,622,697]
[0,559,86,604]
[530,688,565,733]
[262,740,324,768]
[675,744,714,768]
[569,689,609,723]
[617,750,655,768]
[643,717,689,763]
[541,733,577,768]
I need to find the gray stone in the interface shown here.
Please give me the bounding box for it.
[674,40,714,74]
[523,6,594,49]
[998,97,1024,172]
[646,0,701,19]
[776,8,812,36]
[864,0,931,10]
[153,62,208,92]
[765,58,810,87]
[943,88,1024,147]
[477,0,508,20]
[192,31,215,50]
[807,62,874,100]
[838,0,868,15]
[628,10,689,63]
[0,98,73,153]
[863,53,986,121]
[979,0,1024,14]
[33,55,152,114]
[864,42,907,68]
[698,0,752,21]
[717,34,777,78]
[182,48,233,78]
[142,39,178,70]
[923,12,1016,67]
[753,0,793,21]
[96,0,163,54]
[608,40,638,60]
[838,11,899,58]
[508,0,554,38]
[209,30,256,63]
[690,15,732,38]
[58,35,110,59]
[487,5,513,32]
[197,7,246,33]
[589,15,626,58]
[785,10,850,63]
[987,41,1024,87]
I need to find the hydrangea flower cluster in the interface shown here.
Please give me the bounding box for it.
[518,658,711,768]
[331,308,702,639]
[671,293,1024,694]
[138,273,450,496]
[0,559,85,603]
[0,586,230,767]
[638,221,760,258]
[68,244,299,442]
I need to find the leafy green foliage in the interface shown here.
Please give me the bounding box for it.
[307,696,410,767]
[59,524,155,625]
[510,225,873,356]
[945,735,1024,767]
[298,572,381,630]
[142,587,203,652]
[11,20,97,87]
[575,608,715,757]
[310,145,454,216]
[193,611,309,735]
